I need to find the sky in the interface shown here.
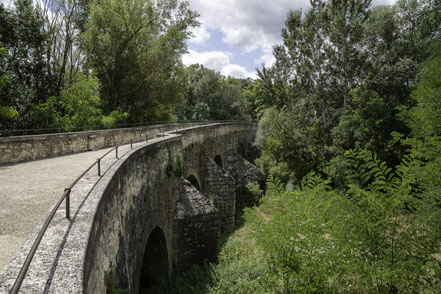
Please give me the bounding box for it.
[0,0,397,79]
[184,0,397,79]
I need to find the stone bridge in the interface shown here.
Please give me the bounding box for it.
[0,122,264,293]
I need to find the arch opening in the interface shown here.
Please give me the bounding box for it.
[187,175,201,191]
[139,227,169,293]
[214,155,223,168]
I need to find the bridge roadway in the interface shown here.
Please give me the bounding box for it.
[0,140,150,272]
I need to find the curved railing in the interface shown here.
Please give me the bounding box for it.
[7,121,247,293]
[9,135,158,293]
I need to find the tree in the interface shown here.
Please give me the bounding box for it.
[34,0,91,93]
[177,64,246,121]
[407,40,441,138]
[253,0,371,182]
[83,0,199,123]
[0,41,17,119]
[30,73,128,131]
[0,0,55,130]
[252,0,441,184]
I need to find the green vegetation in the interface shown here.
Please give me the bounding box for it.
[248,0,441,187]
[0,0,248,135]
[2,0,441,292]
[153,145,441,292]
[176,64,250,121]
[153,0,441,292]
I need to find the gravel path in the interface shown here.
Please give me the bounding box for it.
[0,144,138,271]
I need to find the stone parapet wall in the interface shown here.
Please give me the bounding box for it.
[0,122,209,165]
[0,122,260,293]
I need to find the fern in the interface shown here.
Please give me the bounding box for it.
[297,171,329,191]
[345,149,397,192]
[266,175,284,195]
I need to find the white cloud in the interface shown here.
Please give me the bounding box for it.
[189,25,211,45]
[188,0,310,53]
[221,64,257,79]
[187,0,398,67]
[183,49,257,79]
[183,50,231,71]
[0,0,13,7]
[256,53,276,67]
[372,0,396,5]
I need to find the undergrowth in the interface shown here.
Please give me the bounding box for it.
[152,148,441,293]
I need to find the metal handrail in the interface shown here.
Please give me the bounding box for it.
[9,138,136,293]
[0,120,239,137]
[7,121,236,292]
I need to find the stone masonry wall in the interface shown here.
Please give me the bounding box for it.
[204,157,236,230]
[173,182,220,269]
[226,152,266,189]
[83,136,184,294]
[0,122,260,294]
[0,122,208,164]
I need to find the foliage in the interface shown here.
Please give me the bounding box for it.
[29,74,128,131]
[239,80,267,122]
[153,263,215,294]
[208,226,268,294]
[252,0,441,187]
[235,181,263,226]
[83,0,199,123]
[177,64,248,121]
[102,111,129,129]
[152,227,267,294]
[58,74,102,130]
[0,41,17,119]
[238,151,441,292]
[150,148,441,293]
[407,40,441,138]
[0,0,55,129]
[254,107,326,183]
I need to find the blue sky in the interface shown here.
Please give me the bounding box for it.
[184,0,397,79]
[0,0,397,79]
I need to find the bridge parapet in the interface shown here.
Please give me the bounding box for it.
[0,122,213,165]
[0,122,262,293]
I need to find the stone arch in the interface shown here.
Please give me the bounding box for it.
[214,154,223,168]
[187,175,201,191]
[238,143,245,157]
[139,226,169,293]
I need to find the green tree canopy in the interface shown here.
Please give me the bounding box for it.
[83,0,199,123]
[177,64,248,121]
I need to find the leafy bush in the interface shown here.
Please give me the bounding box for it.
[58,74,103,131]
[151,145,441,293]
[242,151,441,293]
[102,110,128,129]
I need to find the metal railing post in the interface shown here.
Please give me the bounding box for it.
[97,158,101,176]
[146,135,148,142]
[116,146,118,158]
[130,139,133,149]
[65,188,71,219]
